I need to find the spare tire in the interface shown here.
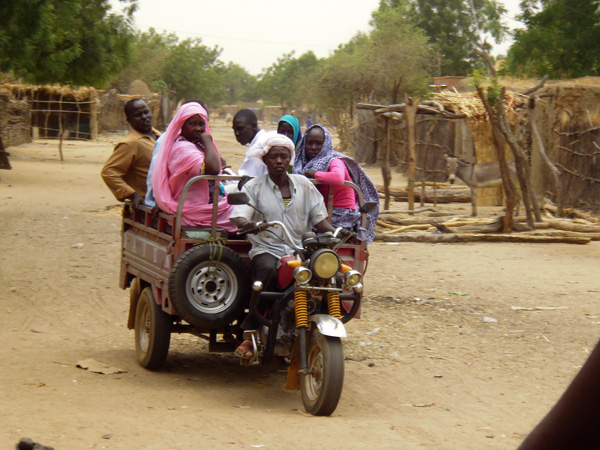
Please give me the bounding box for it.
[168,243,249,329]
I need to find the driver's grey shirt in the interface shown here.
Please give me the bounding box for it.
[231,174,328,259]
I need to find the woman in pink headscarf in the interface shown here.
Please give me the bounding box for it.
[152,102,236,232]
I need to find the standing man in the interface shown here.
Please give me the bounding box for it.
[232,109,266,177]
[101,99,160,209]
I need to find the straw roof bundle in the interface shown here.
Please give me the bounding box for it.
[0,83,99,100]
[431,89,529,121]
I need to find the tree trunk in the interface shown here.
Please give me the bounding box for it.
[476,86,515,232]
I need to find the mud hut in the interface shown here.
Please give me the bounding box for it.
[531,78,600,212]
[98,89,161,133]
[355,90,528,208]
[1,84,100,140]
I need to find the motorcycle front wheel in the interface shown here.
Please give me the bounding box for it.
[300,330,344,416]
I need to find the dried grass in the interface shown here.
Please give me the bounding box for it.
[431,89,529,120]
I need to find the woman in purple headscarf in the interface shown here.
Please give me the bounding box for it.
[292,124,379,244]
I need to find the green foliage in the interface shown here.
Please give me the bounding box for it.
[221,63,259,104]
[368,3,432,98]
[471,69,501,106]
[505,0,600,78]
[0,0,136,86]
[405,0,508,76]
[110,28,177,93]
[111,30,233,106]
[151,80,169,94]
[257,51,320,109]
[303,4,432,119]
[161,38,223,105]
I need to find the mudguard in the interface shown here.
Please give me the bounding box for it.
[310,314,347,338]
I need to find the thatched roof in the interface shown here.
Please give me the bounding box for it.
[0,83,100,100]
[431,89,529,120]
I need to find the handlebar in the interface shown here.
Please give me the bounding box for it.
[237,221,303,253]
[333,227,356,251]
[237,221,276,236]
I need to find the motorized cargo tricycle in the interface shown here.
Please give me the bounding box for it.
[120,174,374,415]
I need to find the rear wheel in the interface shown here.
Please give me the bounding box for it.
[300,330,345,416]
[135,287,171,369]
[169,244,249,329]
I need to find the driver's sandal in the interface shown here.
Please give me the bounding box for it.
[234,340,254,360]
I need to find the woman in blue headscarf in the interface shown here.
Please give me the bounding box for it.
[277,115,302,149]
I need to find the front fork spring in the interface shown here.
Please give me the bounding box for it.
[294,290,309,328]
[327,291,342,320]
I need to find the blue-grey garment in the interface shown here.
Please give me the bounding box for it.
[144,133,165,207]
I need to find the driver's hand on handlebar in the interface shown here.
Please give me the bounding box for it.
[338,228,353,238]
[236,219,258,234]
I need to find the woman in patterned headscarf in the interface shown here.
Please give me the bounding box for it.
[292,124,379,244]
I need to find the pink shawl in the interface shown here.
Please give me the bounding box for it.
[152,103,236,231]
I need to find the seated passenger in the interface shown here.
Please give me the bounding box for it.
[233,109,267,177]
[277,114,302,149]
[145,100,208,209]
[152,103,236,232]
[292,124,379,244]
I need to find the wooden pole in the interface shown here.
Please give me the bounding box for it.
[405,95,420,214]
[58,93,64,161]
[90,90,98,140]
[382,116,391,211]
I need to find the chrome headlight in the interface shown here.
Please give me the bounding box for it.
[344,270,362,287]
[293,266,312,284]
[310,249,340,280]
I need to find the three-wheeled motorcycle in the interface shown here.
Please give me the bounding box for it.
[120,175,373,415]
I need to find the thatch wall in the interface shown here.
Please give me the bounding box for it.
[531,79,600,211]
[0,84,99,140]
[98,89,161,133]
[352,84,600,210]
[0,94,31,147]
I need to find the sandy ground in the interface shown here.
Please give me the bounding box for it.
[1,119,599,449]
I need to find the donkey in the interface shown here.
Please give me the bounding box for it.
[444,154,520,217]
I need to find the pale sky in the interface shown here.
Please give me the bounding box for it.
[110,0,523,75]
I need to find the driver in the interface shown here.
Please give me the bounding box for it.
[230,131,336,359]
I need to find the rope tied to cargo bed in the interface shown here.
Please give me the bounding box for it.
[196,238,226,280]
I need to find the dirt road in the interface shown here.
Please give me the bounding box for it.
[1,120,599,449]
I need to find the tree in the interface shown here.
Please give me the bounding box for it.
[368,3,432,100]
[504,0,600,78]
[0,0,136,86]
[258,51,320,109]
[161,38,223,105]
[400,0,508,75]
[110,28,178,93]
[309,37,370,118]
[221,63,259,104]
[307,4,432,121]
